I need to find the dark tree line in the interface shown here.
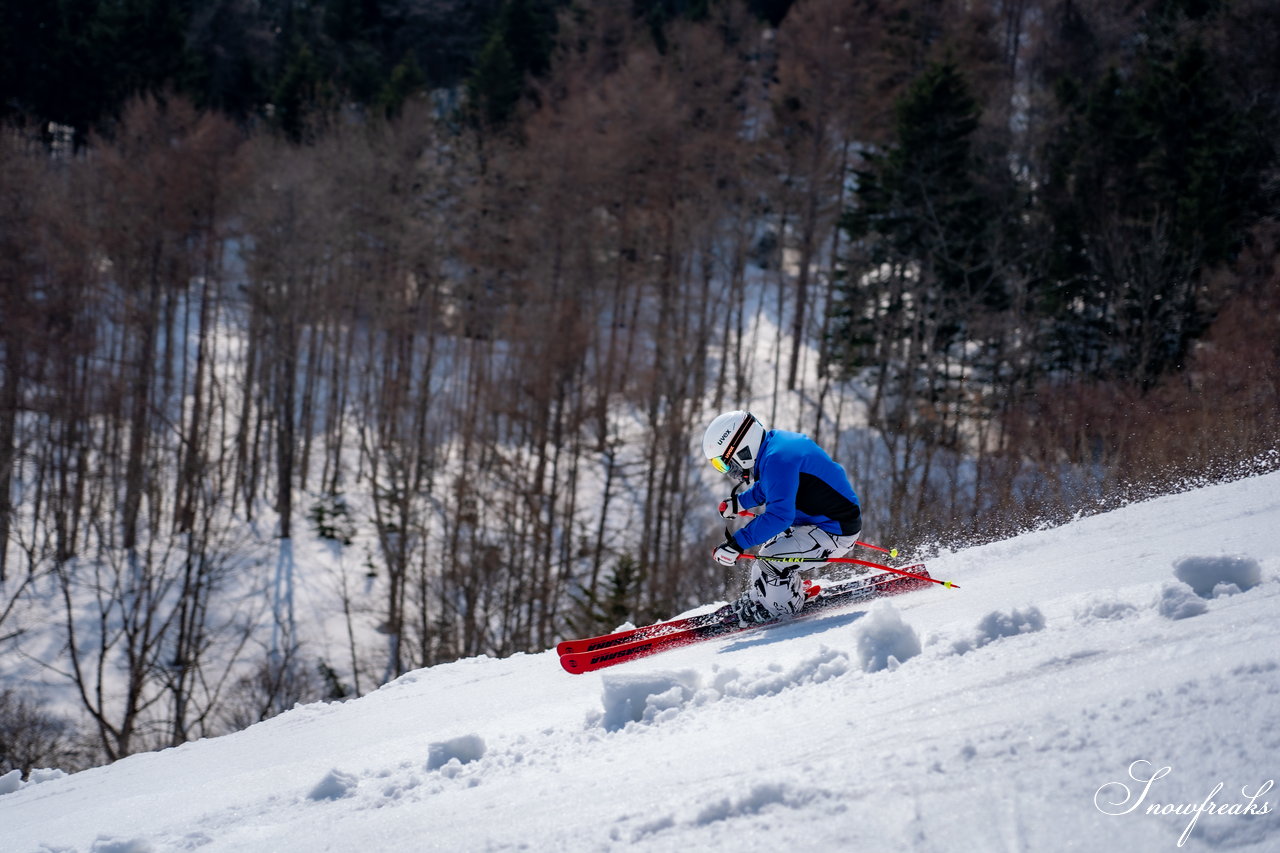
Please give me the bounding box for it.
[1,0,1276,775]
[0,0,514,137]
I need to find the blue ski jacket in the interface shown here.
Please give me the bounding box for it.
[730,430,861,550]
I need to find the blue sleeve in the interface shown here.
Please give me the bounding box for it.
[736,481,765,512]
[732,458,799,550]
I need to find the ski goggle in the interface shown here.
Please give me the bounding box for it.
[709,455,734,475]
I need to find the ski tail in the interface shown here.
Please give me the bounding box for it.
[555,610,723,656]
[559,628,707,674]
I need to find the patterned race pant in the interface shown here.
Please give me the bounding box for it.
[746,526,861,618]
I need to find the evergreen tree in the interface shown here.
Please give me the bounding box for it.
[377,52,426,119]
[321,0,388,103]
[467,31,522,129]
[568,557,643,639]
[746,0,795,28]
[497,0,554,80]
[832,61,1010,373]
[464,0,555,129]
[184,0,267,119]
[0,5,57,123]
[1037,11,1273,385]
[633,0,710,52]
[94,0,195,104]
[273,42,325,142]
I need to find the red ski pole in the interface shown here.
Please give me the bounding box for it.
[733,552,959,589]
[734,510,900,559]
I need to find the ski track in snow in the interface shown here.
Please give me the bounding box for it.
[2,472,1279,852]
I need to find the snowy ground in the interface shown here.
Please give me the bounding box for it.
[2,472,1278,853]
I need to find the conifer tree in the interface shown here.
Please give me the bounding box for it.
[273,42,325,142]
[467,32,521,129]
[832,60,1009,373]
[378,52,426,119]
[1037,8,1273,385]
[464,0,555,129]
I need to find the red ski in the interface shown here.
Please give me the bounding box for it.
[559,567,933,674]
[559,628,706,673]
[556,614,704,657]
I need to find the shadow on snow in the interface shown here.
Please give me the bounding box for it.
[717,609,867,653]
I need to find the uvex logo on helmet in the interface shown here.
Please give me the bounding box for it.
[702,411,766,482]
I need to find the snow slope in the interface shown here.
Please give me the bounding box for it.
[2,472,1279,853]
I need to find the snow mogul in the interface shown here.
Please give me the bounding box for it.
[704,410,863,625]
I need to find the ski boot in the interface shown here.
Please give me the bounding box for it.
[731,593,773,627]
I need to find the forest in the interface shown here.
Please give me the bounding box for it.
[1,0,1277,774]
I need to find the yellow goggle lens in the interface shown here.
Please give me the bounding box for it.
[710,456,731,474]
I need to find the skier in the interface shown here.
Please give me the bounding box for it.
[703,410,863,624]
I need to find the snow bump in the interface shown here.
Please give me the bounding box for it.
[852,603,921,672]
[720,646,852,697]
[1073,596,1139,623]
[308,768,359,801]
[951,606,1045,654]
[426,734,487,771]
[597,671,701,732]
[89,836,154,853]
[692,782,799,825]
[1173,554,1262,598]
[0,767,67,796]
[1156,581,1210,620]
[592,650,858,731]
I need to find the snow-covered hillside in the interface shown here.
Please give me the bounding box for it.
[3,472,1278,852]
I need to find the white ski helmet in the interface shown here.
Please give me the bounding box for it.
[702,410,766,481]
